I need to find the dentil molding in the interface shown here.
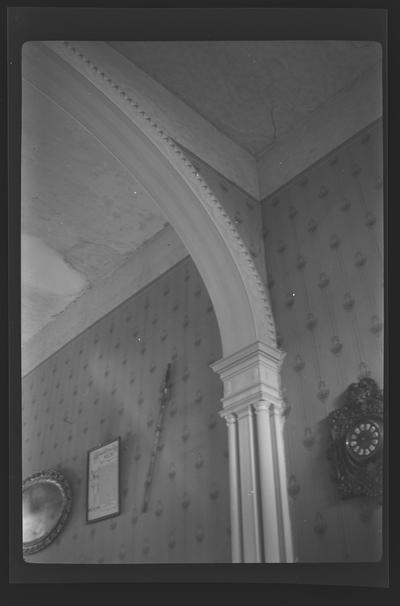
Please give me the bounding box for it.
[43,41,277,349]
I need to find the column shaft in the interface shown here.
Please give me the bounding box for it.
[272,410,294,562]
[226,415,243,562]
[254,402,281,562]
[237,408,262,562]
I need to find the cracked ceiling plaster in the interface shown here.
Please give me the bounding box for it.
[110,40,381,157]
[21,79,168,344]
[21,40,381,346]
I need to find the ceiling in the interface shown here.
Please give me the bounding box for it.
[21,40,381,347]
[110,40,381,157]
[21,79,168,344]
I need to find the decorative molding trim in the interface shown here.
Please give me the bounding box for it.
[215,343,287,438]
[49,41,260,198]
[212,341,286,412]
[223,413,237,426]
[236,407,255,422]
[42,41,276,348]
[253,401,273,414]
[219,395,285,420]
[211,340,285,378]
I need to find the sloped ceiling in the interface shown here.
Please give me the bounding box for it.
[21,79,168,344]
[21,40,381,349]
[110,40,381,157]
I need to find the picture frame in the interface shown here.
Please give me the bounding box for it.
[86,437,121,523]
[22,469,72,555]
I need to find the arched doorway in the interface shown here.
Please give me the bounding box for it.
[23,40,294,562]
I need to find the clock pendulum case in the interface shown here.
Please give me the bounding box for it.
[326,377,383,500]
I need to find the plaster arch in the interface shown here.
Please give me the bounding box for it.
[25,40,276,359]
[23,41,293,563]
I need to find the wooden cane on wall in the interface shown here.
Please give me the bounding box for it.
[142,363,172,513]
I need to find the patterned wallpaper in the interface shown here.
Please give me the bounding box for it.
[261,119,384,562]
[21,119,383,564]
[22,257,230,563]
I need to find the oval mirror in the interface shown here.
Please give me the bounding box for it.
[22,469,72,555]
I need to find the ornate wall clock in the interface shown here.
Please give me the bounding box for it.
[327,377,383,500]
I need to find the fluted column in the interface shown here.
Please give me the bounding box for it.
[270,401,295,562]
[253,402,280,561]
[224,413,243,563]
[212,341,294,563]
[236,406,262,562]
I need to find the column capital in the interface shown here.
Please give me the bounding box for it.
[210,340,286,411]
[221,398,285,420]
[253,401,272,414]
[219,411,237,425]
[236,406,254,422]
[269,401,286,417]
[211,340,285,378]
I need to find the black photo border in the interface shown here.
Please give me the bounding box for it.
[7,4,389,592]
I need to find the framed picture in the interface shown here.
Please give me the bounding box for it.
[86,437,121,523]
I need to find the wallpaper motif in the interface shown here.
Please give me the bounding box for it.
[262,119,384,562]
[22,257,230,563]
[21,120,383,564]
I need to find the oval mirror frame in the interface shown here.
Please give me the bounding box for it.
[22,469,72,555]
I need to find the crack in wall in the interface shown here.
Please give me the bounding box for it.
[269,105,278,142]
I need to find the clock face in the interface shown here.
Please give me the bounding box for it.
[345,419,383,462]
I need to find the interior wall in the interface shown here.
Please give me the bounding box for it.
[261,119,384,562]
[22,256,230,563]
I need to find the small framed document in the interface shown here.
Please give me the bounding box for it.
[86,438,120,523]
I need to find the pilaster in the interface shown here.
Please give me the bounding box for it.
[211,341,293,563]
